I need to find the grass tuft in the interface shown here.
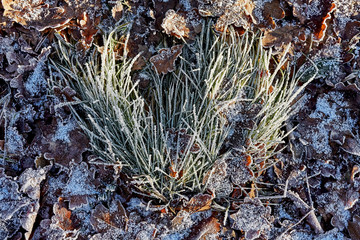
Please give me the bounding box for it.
[50,21,315,202]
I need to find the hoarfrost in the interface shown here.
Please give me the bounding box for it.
[0,169,31,220]
[230,197,272,240]
[19,167,50,200]
[53,119,77,143]
[304,91,356,156]
[25,60,47,97]
[5,126,25,154]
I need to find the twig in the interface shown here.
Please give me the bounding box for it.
[287,190,323,234]
[276,209,313,239]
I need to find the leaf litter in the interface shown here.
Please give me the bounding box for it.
[1,0,360,239]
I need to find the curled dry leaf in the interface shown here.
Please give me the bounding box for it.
[184,193,213,213]
[185,215,221,240]
[2,0,73,31]
[285,0,335,41]
[90,200,128,233]
[204,159,233,197]
[198,0,256,32]
[309,2,336,41]
[344,20,360,40]
[52,199,75,231]
[150,45,184,74]
[62,162,99,210]
[0,168,31,220]
[261,0,285,29]
[111,1,123,22]
[161,9,202,40]
[262,25,303,48]
[34,118,90,168]
[77,12,100,49]
[18,167,50,200]
[348,215,360,240]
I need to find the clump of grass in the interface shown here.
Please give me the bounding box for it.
[50,21,314,202]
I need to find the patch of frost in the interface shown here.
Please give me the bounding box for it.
[306,91,356,155]
[53,119,76,143]
[25,61,47,97]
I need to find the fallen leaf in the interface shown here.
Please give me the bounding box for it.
[112,1,123,22]
[52,199,75,231]
[348,215,360,240]
[262,25,303,47]
[307,2,336,41]
[161,9,202,40]
[77,12,100,49]
[90,200,128,232]
[185,215,221,240]
[230,197,272,239]
[184,193,213,213]
[150,45,183,74]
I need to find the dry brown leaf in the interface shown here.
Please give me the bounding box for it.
[162,10,190,39]
[248,183,256,199]
[53,199,75,231]
[262,25,303,47]
[185,215,221,240]
[262,0,285,29]
[150,45,183,74]
[343,20,360,42]
[161,9,202,40]
[112,1,123,22]
[310,2,336,41]
[2,0,73,31]
[90,200,128,232]
[348,215,360,240]
[184,193,213,213]
[77,12,100,49]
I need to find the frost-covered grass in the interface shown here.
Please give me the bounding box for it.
[50,21,315,202]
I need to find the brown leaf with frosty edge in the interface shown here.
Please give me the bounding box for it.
[111,1,123,22]
[90,200,128,232]
[261,0,285,29]
[230,197,272,239]
[262,25,303,48]
[33,118,90,168]
[343,20,360,43]
[348,215,360,240]
[161,9,202,40]
[184,193,213,213]
[309,2,336,41]
[150,45,183,74]
[185,215,221,240]
[2,0,73,31]
[77,12,100,49]
[52,198,75,231]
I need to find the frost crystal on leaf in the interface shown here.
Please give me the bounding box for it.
[230,197,272,240]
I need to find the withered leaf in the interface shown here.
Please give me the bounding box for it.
[161,9,202,40]
[262,26,303,47]
[184,193,213,213]
[52,200,75,231]
[262,0,285,28]
[308,2,336,41]
[90,200,128,232]
[2,0,72,31]
[77,12,100,49]
[230,197,272,239]
[348,215,360,240]
[111,1,123,22]
[162,10,190,39]
[0,169,31,220]
[343,20,360,42]
[185,215,221,240]
[150,45,183,74]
